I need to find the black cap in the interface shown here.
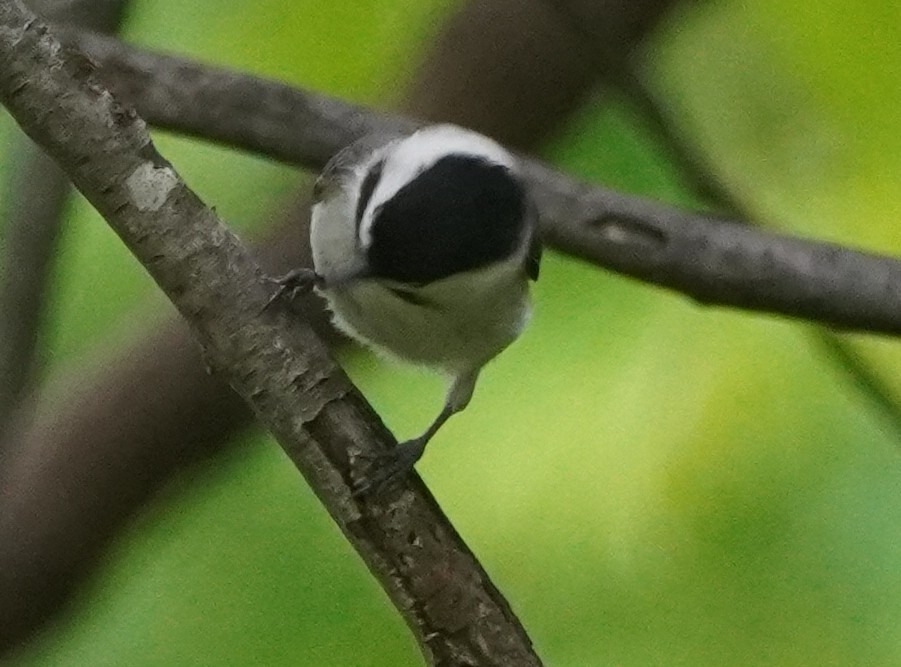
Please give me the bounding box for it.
[366,154,527,284]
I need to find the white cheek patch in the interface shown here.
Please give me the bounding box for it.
[358,206,377,249]
[355,159,384,251]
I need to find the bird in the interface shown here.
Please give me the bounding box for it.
[269,124,540,494]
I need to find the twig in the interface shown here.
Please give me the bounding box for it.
[614,72,901,437]
[813,335,901,436]
[59,28,901,336]
[0,4,541,665]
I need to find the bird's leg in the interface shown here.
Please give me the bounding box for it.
[353,370,480,497]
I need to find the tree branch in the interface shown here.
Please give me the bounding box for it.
[61,28,901,336]
[0,5,541,665]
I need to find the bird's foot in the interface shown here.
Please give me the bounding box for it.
[352,437,427,498]
[262,268,323,310]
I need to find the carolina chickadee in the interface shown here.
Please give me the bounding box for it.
[272,124,540,494]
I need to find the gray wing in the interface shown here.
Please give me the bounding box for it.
[313,132,405,204]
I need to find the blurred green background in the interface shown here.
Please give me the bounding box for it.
[3,0,901,665]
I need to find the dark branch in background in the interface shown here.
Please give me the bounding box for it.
[536,0,737,211]
[63,28,901,336]
[0,0,129,448]
[399,0,673,147]
[31,0,128,26]
[612,75,901,438]
[609,77,744,215]
[0,146,69,446]
[0,4,542,665]
[0,205,335,655]
[0,0,678,653]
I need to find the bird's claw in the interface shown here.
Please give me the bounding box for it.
[262,268,323,311]
[352,438,427,498]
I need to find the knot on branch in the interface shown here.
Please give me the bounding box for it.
[589,214,668,250]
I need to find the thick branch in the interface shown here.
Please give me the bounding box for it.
[62,28,901,336]
[0,5,540,666]
[529,163,901,333]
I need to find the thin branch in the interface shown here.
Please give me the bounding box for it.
[813,335,901,436]
[607,74,742,214]
[614,71,901,437]
[59,28,901,337]
[0,5,541,666]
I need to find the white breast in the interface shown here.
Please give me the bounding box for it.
[322,260,530,375]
